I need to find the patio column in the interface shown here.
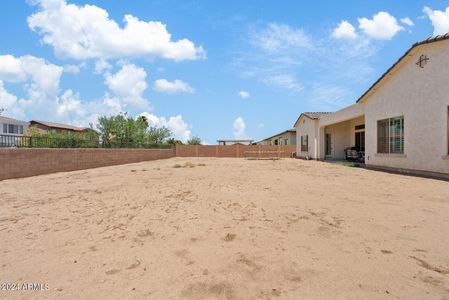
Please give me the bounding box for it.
[317,126,325,160]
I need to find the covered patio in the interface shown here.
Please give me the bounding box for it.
[318,103,365,162]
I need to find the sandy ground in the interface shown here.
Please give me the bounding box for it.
[0,158,449,300]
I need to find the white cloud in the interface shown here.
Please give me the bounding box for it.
[358,12,404,40]
[105,64,150,111]
[139,112,192,142]
[94,59,112,74]
[0,54,153,126]
[250,23,311,53]
[233,117,247,139]
[153,79,194,94]
[236,23,312,93]
[238,91,250,99]
[332,21,358,39]
[307,84,353,110]
[56,89,86,118]
[28,0,206,61]
[400,17,414,27]
[263,74,303,92]
[0,55,27,82]
[256,123,264,129]
[63,63,85,74]
[0,81,24,119]
[0,54,63,95]
[423,6,449,36]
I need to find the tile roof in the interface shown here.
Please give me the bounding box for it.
[293,112,332,128]
[301,112,332,119]
[30,120,88,132]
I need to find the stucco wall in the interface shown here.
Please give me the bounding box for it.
[295,116,319,159]
[0,116,29,135]
[363,41,449,174]
[319,103,365,127]
[324,121,351,159]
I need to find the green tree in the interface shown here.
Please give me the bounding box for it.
[97,113,173,148]
[167,138,184,145]
[97,114,118,147]
[147,126,171,145]
[187,136,202,145]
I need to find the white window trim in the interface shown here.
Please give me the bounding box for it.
[377,115,405,155]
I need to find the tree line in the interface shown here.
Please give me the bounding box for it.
[27,112,201,148]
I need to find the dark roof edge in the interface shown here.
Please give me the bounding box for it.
[293,112,331,128]
[356,33,449,103]
[30,120,88,131]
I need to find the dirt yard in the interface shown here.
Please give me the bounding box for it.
[0,158,448,299]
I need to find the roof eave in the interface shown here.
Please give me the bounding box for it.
[356,33,449,104]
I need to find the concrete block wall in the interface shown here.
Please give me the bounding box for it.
[0,148,175,181]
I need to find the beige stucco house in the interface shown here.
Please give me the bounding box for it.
[256,129,296,145]
[295,34,449,177]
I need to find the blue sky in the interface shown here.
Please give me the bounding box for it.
[0,0,449,143]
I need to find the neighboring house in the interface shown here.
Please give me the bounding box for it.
[295,34,449,177]
[0,115,29,147]
[29,120,89,134]
[217,139,254,146]
[293,112,331,159]
[256,129,297,145]
[0,115,28,136]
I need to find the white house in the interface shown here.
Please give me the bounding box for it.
[295,34,449,178]
[0,115,29,147]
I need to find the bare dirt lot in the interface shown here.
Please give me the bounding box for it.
[0,158,449,299]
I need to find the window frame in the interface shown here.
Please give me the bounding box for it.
[377,115,404,154]
[301,135,308,152]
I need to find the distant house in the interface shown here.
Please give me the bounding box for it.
[217,139,254,146]
[293,112,331,159]
[29,120,89,134]
[0,115,28,136]
[295,34,449,177]
[256,129,296,145]
[0,115,29,147]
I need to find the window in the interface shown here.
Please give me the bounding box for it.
[355,124,365,130]
[355,131,365,152]
[301,135,308,152]
[19,125,23,135]
[325,134,332,156]
[8,124,19,134]
[284,139,289,145]
[377,116,404,154]
[2,123,7,134]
